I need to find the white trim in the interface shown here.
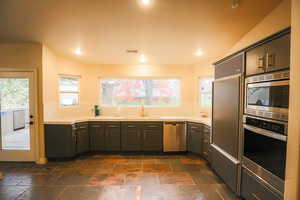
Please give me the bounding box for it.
[58,76,80,107]
[0,70,38,162]
[198,77,214,108]
[58,74,82,79]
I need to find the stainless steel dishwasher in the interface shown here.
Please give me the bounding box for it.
[163,122,187,152]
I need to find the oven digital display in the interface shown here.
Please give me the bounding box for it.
[247,85,289,108]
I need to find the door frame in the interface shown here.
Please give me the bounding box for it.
[0,68,40,163]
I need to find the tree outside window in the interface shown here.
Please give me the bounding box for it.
[101,79,180,106]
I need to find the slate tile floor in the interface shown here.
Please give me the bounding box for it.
[0,154,240,200]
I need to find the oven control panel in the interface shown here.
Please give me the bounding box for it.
[244,116,287,135]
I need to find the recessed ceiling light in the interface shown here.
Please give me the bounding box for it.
[74,48,82,55]
[139,54,147,63]
[231,0,239,8]
[141,0,151,6]
[195,49,204,56]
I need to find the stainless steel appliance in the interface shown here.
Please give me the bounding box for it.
[243,115,287,195]
[245,70,290,121]
[163,122,186,152]
[212,53,244,194]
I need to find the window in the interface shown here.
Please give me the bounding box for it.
[100,78,180,106]
[59,76,80,106]
[199,77,213,107]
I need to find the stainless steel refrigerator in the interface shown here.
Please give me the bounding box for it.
[211,53,244,195]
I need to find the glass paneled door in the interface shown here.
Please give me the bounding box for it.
[0,72,36,161]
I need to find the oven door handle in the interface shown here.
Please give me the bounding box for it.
[244,124,287,142]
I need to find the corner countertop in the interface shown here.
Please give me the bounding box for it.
[44,116,211,127]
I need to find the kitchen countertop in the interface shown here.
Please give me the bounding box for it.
[44,116,211,126]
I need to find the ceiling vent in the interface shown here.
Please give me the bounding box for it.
[126,49,139,53]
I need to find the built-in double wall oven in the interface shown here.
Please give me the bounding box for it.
[243,70,289,195]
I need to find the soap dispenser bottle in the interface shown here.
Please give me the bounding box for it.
[94,105,101,117]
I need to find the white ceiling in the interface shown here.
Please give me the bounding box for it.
[0,0,282,64]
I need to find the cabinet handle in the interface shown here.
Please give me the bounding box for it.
[257,55,266,70]
[108,125,118,128]
[251,193,261,200]
[127,125,136,128]
[147,125,158,128]
[267,52,276,68]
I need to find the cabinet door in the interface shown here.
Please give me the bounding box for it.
[188,129,203,155]
[105,123,121,151]
[202,126,211,160]
[266,33,290,73]
[121,123,142,151]
[202,136,210,160]
[76,128,90,154]
[45,124,76,158]
[142,129,163,151]
[89,123,105,151]
[246,44,267,76]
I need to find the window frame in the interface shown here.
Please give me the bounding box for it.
[99,77,181,107]
[198,76,214,108]
[58,75,81,107]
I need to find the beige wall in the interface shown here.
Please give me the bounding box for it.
[285,0,300,199]
[227,0,291,56]
[43,47,201,120]
[192,0,291,118]
[0,43,46,164]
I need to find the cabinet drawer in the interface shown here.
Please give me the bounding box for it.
[241,168,282,200]
[188,123,202,131]
[89,124,103,128]
[76,123,89,129]
[142,122,163,130]
[122,122,140,129]
[105,122,121,128]
[212,146,238,193]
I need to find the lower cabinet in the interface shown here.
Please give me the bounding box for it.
[202,125,211,160]
[187,123,203,155]
[121,123,142,151]
[89,122,121,151]
[45,121,206,158]
[75,123,90,154]
[89,122,105,151]
[241,167,282,200]
[121,122,163,152]
[45,124,76,158]
[105,122,121,151]
[142,128,163,151]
